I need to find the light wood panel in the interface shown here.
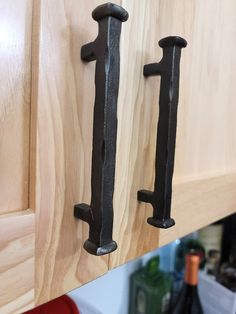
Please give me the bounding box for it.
[0,0,33,214]
[0,212,35,314]
[34,0,120,305]
[110,0,236,268]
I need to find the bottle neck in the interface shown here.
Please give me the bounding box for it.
[184,254,200,286]
[145,256,161,277]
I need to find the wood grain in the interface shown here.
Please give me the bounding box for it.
[0,212,35,314]
[34,0,120,305]
[110,0,236,268]
[0,0,33,214]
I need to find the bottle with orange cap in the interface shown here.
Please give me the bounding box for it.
[172,253,204,314]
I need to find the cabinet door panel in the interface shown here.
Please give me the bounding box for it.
[153,0,236,249]
[0,0,32,214]
[34,0,120,305]
[110,0,236,269]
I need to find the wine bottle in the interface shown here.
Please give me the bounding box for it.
[172,253,203,314]
[171,234,205,306]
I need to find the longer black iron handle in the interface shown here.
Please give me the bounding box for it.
[138,36,187,229]
[74,3,128,256]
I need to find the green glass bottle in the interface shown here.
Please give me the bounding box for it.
[129,256,172,314]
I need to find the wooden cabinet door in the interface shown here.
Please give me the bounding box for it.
[109,0,236,269]
[33,0,120,306]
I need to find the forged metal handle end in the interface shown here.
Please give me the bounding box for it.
[74,204,118,255]
[143,36,187,77]
[81,3,128,62]
[159,36,187,48]
[138,35,187,229]
[137,190,175,229]
[84,239,118,256]
[75,3,128,256]
[92,2,129,22]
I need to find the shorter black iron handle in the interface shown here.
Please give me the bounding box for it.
[138,36,187,229]
[74,3,128,256]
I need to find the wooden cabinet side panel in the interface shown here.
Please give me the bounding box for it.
[34,0,122,305]
[0,0,33,214]
[0,213,35,314]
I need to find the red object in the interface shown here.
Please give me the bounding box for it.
[24,295,79,314]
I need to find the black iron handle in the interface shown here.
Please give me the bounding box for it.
[74,3,128,256]
[138,36,187,229]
